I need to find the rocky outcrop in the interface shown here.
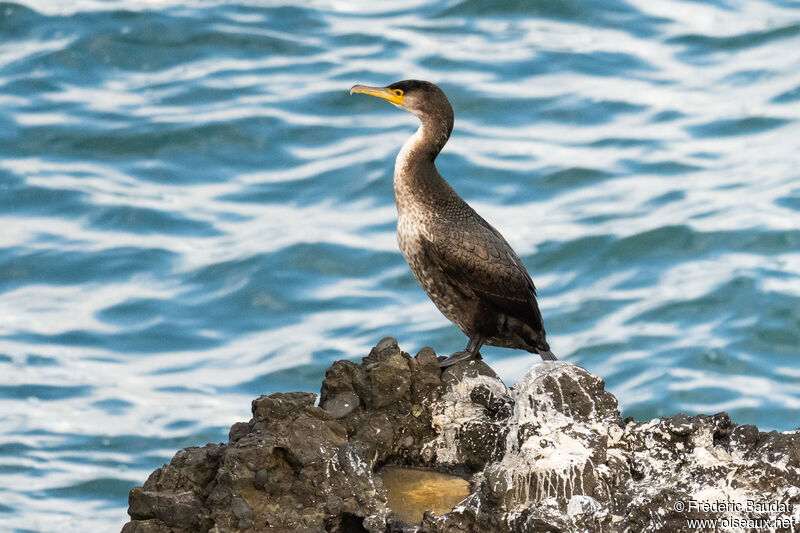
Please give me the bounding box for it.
[122,338,800,532]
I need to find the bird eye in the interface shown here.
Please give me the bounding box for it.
[393,89,404,97]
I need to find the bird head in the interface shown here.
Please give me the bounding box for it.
[350,80,452,123]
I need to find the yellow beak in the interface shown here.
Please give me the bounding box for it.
[350,84,405,105]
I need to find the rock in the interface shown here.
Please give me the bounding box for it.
[122,339,800,533]
[322,390,361,419]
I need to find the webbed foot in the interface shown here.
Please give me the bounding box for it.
[438,350,478,368]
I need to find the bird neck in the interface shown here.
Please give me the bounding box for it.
[394,115,454,210]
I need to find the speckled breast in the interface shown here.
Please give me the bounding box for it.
[396,211,475,335]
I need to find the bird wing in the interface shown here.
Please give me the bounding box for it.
[419,213,544,331]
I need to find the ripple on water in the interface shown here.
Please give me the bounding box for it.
[772,85,800,103]
[687,116,791,138]
[668,23,800,56]
[0,247,176,290]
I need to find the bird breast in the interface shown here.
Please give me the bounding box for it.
[396,209,477,335]
[396,208,428,264]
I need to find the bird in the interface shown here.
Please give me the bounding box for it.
[350,80,556,367]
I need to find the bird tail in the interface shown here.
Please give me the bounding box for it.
[538,349,557,361]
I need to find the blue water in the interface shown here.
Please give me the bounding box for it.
[0,0,799,530]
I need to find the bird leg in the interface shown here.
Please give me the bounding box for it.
[438,335,485,368]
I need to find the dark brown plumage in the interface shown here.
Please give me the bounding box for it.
[350,80,556,367]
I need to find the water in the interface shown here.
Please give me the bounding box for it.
[379,466,470,525]
[0,0,798,530]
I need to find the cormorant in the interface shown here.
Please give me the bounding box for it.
[350,80,556,367]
